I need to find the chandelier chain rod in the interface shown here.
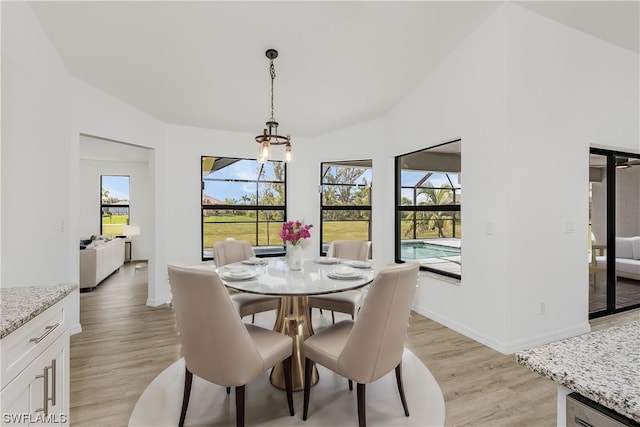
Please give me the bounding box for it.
[269,60,276,123]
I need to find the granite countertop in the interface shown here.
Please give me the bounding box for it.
[516,320,640,423]
[0,284,77,339]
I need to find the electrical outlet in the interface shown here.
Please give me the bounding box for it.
[539,302,546,315]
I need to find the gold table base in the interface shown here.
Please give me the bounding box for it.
[270,295,319,391]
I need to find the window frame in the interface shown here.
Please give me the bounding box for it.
[201,156,287,261]
[100,175,130,236]
[394,140,461,280]
[319,160,372,256]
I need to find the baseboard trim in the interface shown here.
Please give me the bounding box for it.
[503,323,591,354]
[146,297,170,307]
[412,304,590,354]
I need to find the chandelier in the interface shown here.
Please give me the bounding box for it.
[256,49,292,163]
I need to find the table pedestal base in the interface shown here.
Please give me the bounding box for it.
[270,295,318,391]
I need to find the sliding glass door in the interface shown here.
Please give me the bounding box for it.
[589,148,640,318]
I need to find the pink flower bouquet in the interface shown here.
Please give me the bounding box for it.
[279,220,312,246]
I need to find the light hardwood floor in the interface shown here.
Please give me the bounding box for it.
[70,263,639,426]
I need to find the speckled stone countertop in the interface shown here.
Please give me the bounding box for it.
[516,320,640,423]
[0,284,77,339]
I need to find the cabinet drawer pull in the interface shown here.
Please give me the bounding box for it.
[29,323,59,344]
[34,364,50,416]
[50,359,56,406]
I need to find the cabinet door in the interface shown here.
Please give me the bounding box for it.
[1,371,31,424]
[28,334,69,426]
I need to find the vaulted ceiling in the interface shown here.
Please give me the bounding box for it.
[28,1,639,139]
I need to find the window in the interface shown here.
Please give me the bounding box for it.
[101,175,130,236]
[320,160,372,255]
[395,140,461,279]
[201,157,286,260]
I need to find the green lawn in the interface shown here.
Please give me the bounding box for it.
[202,216,370,248]
[102,215,128,235]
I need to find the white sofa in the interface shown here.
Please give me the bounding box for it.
[79,238,125,289]
[597,236,640,281]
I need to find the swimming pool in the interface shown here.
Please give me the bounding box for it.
[401,241,461,259]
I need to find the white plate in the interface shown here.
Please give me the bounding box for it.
[342,260,372,269]
[327,266,362,279]
[327,271,363,280]
[315,256,340,264]
[220,269,258,281]
[241,257,267,265]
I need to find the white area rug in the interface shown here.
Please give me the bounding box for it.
[129,347,444,427]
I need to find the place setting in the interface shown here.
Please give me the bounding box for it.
[341,259,373,269]
[326,265,364,280]
[241,256,268,266]
[314,256,341,265]
[219,266,259,281]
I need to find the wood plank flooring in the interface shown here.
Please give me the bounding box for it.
[69,263,639,426]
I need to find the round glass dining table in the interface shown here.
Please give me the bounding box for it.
[216,257,375,391]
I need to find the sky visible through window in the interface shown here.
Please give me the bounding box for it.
[102,176,129,201]
[202,160,281,202]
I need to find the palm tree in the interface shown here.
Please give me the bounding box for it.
[404,185,454,239]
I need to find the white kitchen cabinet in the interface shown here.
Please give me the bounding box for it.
[1,295,71,426]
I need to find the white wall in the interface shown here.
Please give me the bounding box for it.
[384,3,637,353]
[504,3,638,349]
[2,2,74,286]
[1,1,80,330]
[385,4,511,350]
[2,0,168,308]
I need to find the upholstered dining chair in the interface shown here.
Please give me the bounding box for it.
[302,262,419,427]
[308,240,372,324]
[213,239,280,323]
[167,265,294,427]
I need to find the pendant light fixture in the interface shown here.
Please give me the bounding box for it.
[256,49,292,163]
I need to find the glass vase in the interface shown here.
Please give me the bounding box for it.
[286,243,303,271]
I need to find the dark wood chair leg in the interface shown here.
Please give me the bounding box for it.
[179,367,193,427]
[303,358,313,420]
[348,379,353,390]
[251,314,255,323]
[395,363,410,416]
[283,356,294,416]
[357,383,366,427]
[235,385,245,427]
[331,311,335,324]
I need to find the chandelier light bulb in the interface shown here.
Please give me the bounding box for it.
[284,142,292,163]
[261,141,271,159]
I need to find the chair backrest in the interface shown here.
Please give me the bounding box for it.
[338,262,419,383]
[213,239,255,267]
[328,240,371,261]
[167,265,265,386]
